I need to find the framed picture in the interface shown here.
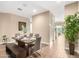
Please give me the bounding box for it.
[18,22,26,31]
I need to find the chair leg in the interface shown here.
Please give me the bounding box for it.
[29,47,33,56]
[35,52,41,56]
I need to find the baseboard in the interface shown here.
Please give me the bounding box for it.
[0,41,16,45]
[41,42,49,45]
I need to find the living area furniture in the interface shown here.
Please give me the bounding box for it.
[6,43,27,58]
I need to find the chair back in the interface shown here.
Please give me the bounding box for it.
[34,37,41,51]
[35,34,39,38]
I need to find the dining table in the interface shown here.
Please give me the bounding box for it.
[12,36,36,56]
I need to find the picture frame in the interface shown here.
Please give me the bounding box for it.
[18,22,26,31]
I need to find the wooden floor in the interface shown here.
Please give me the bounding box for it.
[30,35,79,58]
[0,45,9,58]
[0,35,79,58]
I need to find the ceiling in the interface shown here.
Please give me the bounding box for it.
[0,1,75,21]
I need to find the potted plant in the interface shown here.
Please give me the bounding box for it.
[64,12,79,55]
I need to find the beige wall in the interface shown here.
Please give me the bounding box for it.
[65,2,78,16]
[0,13,28,42]
[32,11,53,43]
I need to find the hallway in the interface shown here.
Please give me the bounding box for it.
[35,34,68,58]
[31,34,79,58]
[53,34,67,57]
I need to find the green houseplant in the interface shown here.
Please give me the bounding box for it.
[64,12,79,55]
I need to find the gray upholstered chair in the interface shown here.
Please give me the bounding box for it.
[35,34,39,38]
[29,36,41,55]
[15,33,20,37]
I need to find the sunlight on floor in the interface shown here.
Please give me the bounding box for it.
[55,34,68,57]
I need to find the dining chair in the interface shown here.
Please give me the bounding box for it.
[15,33,20,37]
[35,34,39,38]
[29,36,41,56]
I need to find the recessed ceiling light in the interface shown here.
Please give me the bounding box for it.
[33,9,37,13]
[23,4,27,7]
